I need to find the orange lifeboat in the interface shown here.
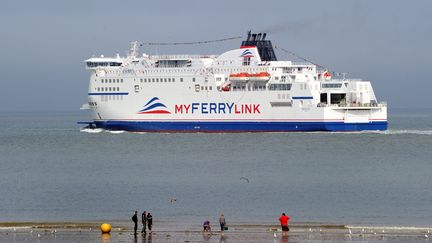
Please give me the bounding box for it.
[249,72,270,81]
[229,72,249,82]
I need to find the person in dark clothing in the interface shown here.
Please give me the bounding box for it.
[219,214,226,231]
[147,212,153,232]
[141,211,147,234]
[132,211,138,235]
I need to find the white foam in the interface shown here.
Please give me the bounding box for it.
[79,129,432,135]
[80,128,104,133]
[107,130,125,134]
[383,130,432,135]
[313,130,432,135]
[0,226,32,230]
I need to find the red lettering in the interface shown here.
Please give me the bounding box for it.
[184,104,191,113]
[245,104,252,113]
[235,104,241,114]
[253,104,261,113]
[175,105,183,114]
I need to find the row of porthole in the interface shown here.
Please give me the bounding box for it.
[100,78,124,83]
[96,87,120,92]
[100,95,123,102]
[140,77,184,83]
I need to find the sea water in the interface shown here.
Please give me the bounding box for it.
[0,109,431,226]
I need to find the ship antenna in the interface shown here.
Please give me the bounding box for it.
[129,41,140,57]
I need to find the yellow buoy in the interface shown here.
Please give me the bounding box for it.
[100,223,112,233]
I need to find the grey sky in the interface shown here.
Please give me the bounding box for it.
[1,0,431,112]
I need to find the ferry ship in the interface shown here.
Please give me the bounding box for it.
[82,32,387,132]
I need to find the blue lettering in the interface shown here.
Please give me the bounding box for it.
[201,103,208,114]
[226,103,234,113]
[218,103,226,113]
[192,103,199,114]
[209,103,217,114]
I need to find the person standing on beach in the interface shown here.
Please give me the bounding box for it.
[132,211,138,235]
[219,214,226,231]
[279,213,290,235]
[141,211,147,234]
[147,212,153,232]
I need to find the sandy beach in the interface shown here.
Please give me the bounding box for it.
[1,221,431,242]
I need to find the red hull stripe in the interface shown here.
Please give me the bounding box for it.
[138,110,171,114]
[240,46,256,49]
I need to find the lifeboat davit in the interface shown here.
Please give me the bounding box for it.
[229,72,249,82]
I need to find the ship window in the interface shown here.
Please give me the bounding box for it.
[117,79,119,83]
[322,83,342,88]
[156,78,159,82]
[331,93,346,104]
[140,79,143,83]
[192,78,196,82]
[117,87,120,91]
[152,78,155,82]
[121,79,123,83]
[173,78,175,82]
[209,86,212,90]
[320,93,327,104]
[168,78,171,82]
[268,84,292,91]
[201,86,204,90]
[180,78,183,82]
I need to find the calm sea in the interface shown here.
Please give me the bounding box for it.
[0,109,431,226]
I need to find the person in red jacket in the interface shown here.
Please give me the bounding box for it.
[279,213,290,234]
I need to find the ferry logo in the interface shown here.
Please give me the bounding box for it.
[138,97,171,114]
[240,49,254,58]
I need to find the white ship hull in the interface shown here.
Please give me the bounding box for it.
[83,33,387,132]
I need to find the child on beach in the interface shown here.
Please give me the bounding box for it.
[147,213,153,232]
[203,220,211,232]
[279,213,290,235]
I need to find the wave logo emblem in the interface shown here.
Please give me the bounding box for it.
[240,49,254,58]
[138,97,171,114]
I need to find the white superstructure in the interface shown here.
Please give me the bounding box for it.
[82,32,387,132]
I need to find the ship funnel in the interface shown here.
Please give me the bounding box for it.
[241,32,277,61]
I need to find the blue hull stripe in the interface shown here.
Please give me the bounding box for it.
[292,96,313,100]
[93,121,388,132]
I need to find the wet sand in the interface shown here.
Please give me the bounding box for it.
[0,221,431,242]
